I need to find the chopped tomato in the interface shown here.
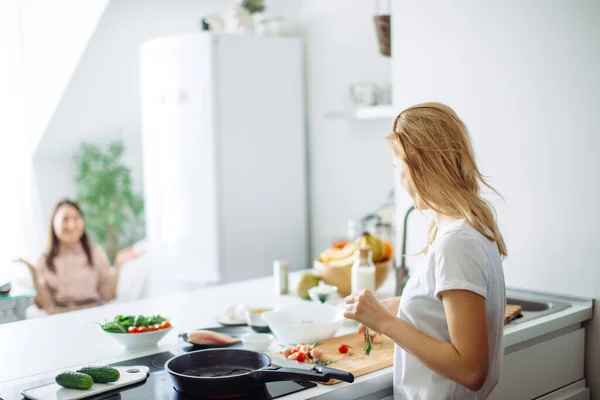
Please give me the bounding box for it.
[338,344,349,354]
[310,349,323,360]
[295,352,306,362]
[137,326,148,333]
[160,321,172,329]
[282,347,293,358]
[128,326,139,334]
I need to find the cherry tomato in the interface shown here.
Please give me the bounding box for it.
[128,326,139,334]
[338,344,349,354]
[149,324,160,331]
[159,321,172,329]
[137,326,148,333]
[295,352,306,362]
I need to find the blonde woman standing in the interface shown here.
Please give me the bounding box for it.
[344,103,506,399]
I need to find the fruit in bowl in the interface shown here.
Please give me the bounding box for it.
[314,232,393,296]
[99,314,173,349]
[296,272,320,299]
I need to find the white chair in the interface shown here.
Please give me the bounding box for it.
[25,304,46,318]
[115,253,150,301]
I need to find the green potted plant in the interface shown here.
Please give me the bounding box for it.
[74,140,145,262]
[242,0,265,14]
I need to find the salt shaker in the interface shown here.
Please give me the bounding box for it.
[273,260,290,295]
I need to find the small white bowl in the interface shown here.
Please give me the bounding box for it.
[245,308,273,333]
[308,284,339,303]
[241,333,274,353]
[105,327,173,350]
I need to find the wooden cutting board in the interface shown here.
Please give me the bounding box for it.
[272,305,523,385]
[505,304,523,324]
[272,332,395,385]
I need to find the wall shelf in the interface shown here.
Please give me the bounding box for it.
[325,104,397,121]
[353,104,396,120]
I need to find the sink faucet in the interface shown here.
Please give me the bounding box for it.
[395,205,415,296]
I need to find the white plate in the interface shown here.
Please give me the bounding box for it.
[217,315,247,326]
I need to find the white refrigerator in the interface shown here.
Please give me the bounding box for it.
[139,33,308,289]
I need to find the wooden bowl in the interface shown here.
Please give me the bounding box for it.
[314,258,392,297]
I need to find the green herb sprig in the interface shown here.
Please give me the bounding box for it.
[364,328,374,356]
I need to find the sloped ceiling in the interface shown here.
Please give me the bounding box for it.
[20,0,109,152]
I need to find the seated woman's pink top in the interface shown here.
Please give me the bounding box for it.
[34,243,114,314]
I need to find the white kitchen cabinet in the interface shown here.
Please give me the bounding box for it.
[536,380,590,400]
[353,328,588,400]
[489,327,586,400]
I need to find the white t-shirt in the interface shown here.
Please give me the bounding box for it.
[394,219,506,400]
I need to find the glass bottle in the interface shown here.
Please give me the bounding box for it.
[351,247,376,294]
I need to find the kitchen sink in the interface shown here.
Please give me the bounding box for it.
[507,297,550,312]
[506,296,572,325]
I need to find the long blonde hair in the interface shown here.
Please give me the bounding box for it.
[387,102,507,257]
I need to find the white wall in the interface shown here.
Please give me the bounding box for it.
[37,0,396,259]
[19,0,108,149]
[288,0,395,255]
[391,0,600,396]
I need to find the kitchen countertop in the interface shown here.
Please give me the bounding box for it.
[0,272,593,399]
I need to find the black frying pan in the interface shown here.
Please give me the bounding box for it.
[165,348,354,398]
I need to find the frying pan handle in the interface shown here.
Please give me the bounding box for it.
[313,365,355,383]
[256,365,354,384]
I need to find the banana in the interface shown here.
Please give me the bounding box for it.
[320,243,356,263]
[354,232,386,262]
[318,233,386,266]
[326,254,356,268]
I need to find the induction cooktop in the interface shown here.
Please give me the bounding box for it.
[108,349,316,399]
[3,343,316,400]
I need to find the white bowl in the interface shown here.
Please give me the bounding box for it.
[308,284,339,303]
[241,333,274,353]
[261,302,343,345]
[105,327,172,350]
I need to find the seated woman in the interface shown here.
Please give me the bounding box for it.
[16,199,142,314]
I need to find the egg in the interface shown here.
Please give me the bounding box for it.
[223,304,238,320]
[235,304,251,321]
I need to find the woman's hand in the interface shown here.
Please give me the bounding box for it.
[14,257,46,308]
[114,246,144,269]
[356,296,400,335]
[344,290,396,335]
[14,257,36,278]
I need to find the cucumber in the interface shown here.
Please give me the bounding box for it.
[55,371,94,390]
[76,366,120,383]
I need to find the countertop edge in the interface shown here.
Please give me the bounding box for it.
[0,280,594,400]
